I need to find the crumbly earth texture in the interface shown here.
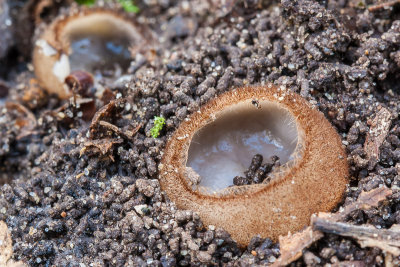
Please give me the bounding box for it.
[233,154,281,186]
[1,0,400,266]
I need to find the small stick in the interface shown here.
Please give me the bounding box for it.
[312,217,400,256]
[368,0,400,12]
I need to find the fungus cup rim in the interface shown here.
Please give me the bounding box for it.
[33,8,153,99]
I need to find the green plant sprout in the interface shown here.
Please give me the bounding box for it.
[150,116,165,138]
[74,0,139,13]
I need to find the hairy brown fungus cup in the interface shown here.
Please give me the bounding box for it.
[33,9,152,99]
[160,84,348,247]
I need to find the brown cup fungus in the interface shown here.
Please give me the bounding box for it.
[160,84,348,247]
[33,9,150,99]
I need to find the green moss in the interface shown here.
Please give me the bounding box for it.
[74,0,139,13]
[75,0,96,5]
[117,0,140,13]
[150,116,166,138]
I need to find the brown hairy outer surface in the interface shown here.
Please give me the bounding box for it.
[32,8,151,99]
[160,84,349,247]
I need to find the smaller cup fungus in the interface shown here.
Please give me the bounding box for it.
[33,8,152,99]
[160,84,348,247]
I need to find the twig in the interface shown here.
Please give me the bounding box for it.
[312,218,400,256]
[368,0,400,12]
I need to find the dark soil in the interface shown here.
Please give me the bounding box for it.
[1,0,400,266]
[233,154,280,186]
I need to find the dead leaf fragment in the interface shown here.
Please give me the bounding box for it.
[364,106,392,169]
[81,138,123,157]
[90,98,125,137]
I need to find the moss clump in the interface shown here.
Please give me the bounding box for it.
[151,116,165,138]
[75,0,139,13]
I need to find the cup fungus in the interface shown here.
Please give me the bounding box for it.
[33,8,152,99]
[160,84,348,247]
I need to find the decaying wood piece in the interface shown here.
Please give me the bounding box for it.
[332,186,393,221]
[271,227,323,267]
[272,187,392,266]
[312,218,400,256]
[364,106,392,169]
[0,221,26,267]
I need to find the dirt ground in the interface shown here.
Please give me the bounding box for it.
[1,0,400,266]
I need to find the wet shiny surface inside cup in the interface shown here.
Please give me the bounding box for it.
[69,34,132,74]
[187,100,299,192]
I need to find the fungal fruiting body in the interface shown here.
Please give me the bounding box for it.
[33,9,151,99]
[160,85,348,247]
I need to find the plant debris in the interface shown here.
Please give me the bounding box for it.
[312,216,400,256]
[364,106,392,169]
[271,226,323,267]
[273,187,393,266]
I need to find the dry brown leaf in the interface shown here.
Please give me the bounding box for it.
[90,98,125,137]
[81,138,123,157]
